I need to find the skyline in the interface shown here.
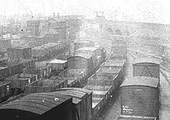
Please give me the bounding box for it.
[0,0,170,24]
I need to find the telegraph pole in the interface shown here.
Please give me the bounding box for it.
[114,10,117,21]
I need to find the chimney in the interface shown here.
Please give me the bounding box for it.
[53,13,55,18]
[57,13,60,18]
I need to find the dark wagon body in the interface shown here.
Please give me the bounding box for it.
[54,88,90,120]
[55,88,93,120]
[110,40,127,60]
[67,54,93,75]
[0,92,74,120]
[0,81,11,102]
[118,58,160,120]
[118,76,159,120]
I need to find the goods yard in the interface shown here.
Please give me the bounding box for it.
[0,13,170,120]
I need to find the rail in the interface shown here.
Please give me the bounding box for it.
[160,68,170,86]
[127,48,162,60]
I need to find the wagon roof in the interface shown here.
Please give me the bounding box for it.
[133,58,161,64]
[55,89,87,98]
[0,92,72,115]
[121,76,159,87]
[76,47,98,51]
[60,88,92,94]
[69,53,92,59]
[49,59,67,64]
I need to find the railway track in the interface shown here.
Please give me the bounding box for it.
[159,67,170,120]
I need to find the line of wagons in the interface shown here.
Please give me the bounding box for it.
[0,44,106,102]
[0,42,71,102]
[117,58,161,120]
[0,52,127,120]
[1,39,126,120]
[0,39,131,120]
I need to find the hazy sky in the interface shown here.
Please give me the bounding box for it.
[0,0,170,24]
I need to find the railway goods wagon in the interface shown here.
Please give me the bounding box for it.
[133,59,160,78]
[32,42,69,61]
[84,73,116,117]
[5,74,38,95]
[60,88,93,120]
[0,67,9,80]
[23,67,49,79]
[55,76,84,87]
[83,58,126,118]
[19,73,40,81]
[0,81,11,102]
[74,40,95,51]
[101,59,126,68]
[84,85,113,117]
[0,92,74,120]
[7,62,24,77]
[56,53,71,60]
[100,59,126,73]
[67,54,93,76]
[24,79,67,95]
[54,88,91,120]
[47,59,67,75]
[7,59,35,68]
[66,69,87,77]
[74,47,96,66]
[35,61,53,78]
[88,64,124,89]
[74,46,106,68]
[21,59,35,68]
[110,45,127,59]
[0,59,35,80]
[110,40,127,60]
[74,47,98,55]
[99,60,126,85]
[7,47,32,60]
[65,69,89,87]
[117,76,159,120]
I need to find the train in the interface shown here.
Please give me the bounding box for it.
[110,40,127,60]
[32,42,70,61]
[0,41,70,101]
[0,44,106,102]
[0,59,35,81]
[0,36,128,119]
[0,57,126,120]
[117,58,160,120]
[0,34,129,120]
[68,46,106,77]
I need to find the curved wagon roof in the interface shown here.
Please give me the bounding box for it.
[0,92,72,115]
